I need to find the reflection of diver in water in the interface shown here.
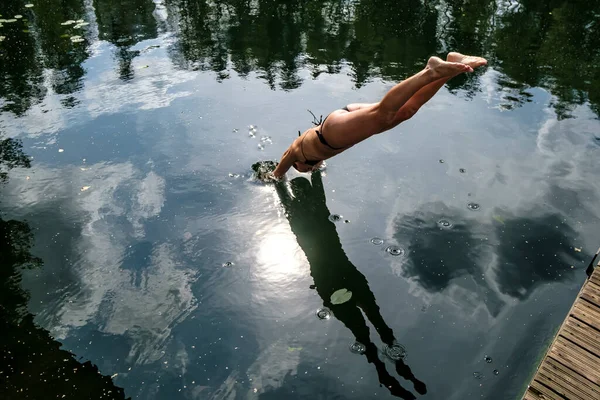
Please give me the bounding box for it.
[275,171,426,399]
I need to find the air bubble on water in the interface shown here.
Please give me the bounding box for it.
[328,214,342,223]
[437,219,453,229]
[383,342,407,360]
[493,370,499,376]
[370,237,384,245]
[484,355,492,363]
[316,308,331,320]
[222,262,234,268]
[467,202,480,211]
[349,342,366,355]
[459,168,466,173]
[385,246,405,256]
[473,372,483,380]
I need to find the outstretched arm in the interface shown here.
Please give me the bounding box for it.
[273,145,297,178]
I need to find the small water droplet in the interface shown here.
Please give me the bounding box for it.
[484,355,492,363]
[473,372,483,380]
[383,343,407,360]
[349,342,366,355]
[467,202,480,211]
[370,237,384,245]
[328,214,342,222]
[493,369,499,376]
[316,308,331,320]
[222,262,234,268]
[459,168,466,173]
[437,219,453,229]
[439,159,445,163]
[385,246,405,256]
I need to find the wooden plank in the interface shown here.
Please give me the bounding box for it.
[562,317,600,358]
[542,357,600,399]
[591,269,600,287]
[571,300,600,332]
[523,389,544,400]
[548,336,600,385]
[535,366,587,400]
[528,380,563,400]
[580,281,600,308]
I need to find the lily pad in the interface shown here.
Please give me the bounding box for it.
[15,15,23,19]
[330,288,352,305]
[25,4,34,8]
[6,19,17,23]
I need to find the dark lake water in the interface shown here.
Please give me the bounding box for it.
[1,0,600,399]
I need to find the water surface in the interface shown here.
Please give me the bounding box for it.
[1,0,599,399]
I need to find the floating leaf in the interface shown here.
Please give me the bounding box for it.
[15,15,23,19]
[0,36,5,42]
[492,215,505,224]
[22,29,30,33]
[71,38,84,43]
[330,288,352,305]
[574,247,582,252]
[76,19,84,23]
[138,65,149,69]
[25,4,34,7]
[80,186,91,192]
[287,347,303,352]
[61,20,76,25]
[58,148,64,152]
[6,19,17,23]
[60,34,70,38]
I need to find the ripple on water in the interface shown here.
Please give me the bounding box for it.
[437,219,453,229]
[328,214,343,223]
[222,262,234,267]
[467,202,480,211]
[316,308,331,320]
[370,237,384,245]
[383,342,407,360]
[385,245,405,256]
[349,342,366,355]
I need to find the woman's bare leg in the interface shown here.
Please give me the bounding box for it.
[393,52,488,124]
[321,57,472,148]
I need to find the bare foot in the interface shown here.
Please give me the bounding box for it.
[447,52,487,69]
[426,56,473,79]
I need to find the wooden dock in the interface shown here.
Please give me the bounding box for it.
[522,260,600,400]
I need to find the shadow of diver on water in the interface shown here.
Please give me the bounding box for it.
[274,170,426,399]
